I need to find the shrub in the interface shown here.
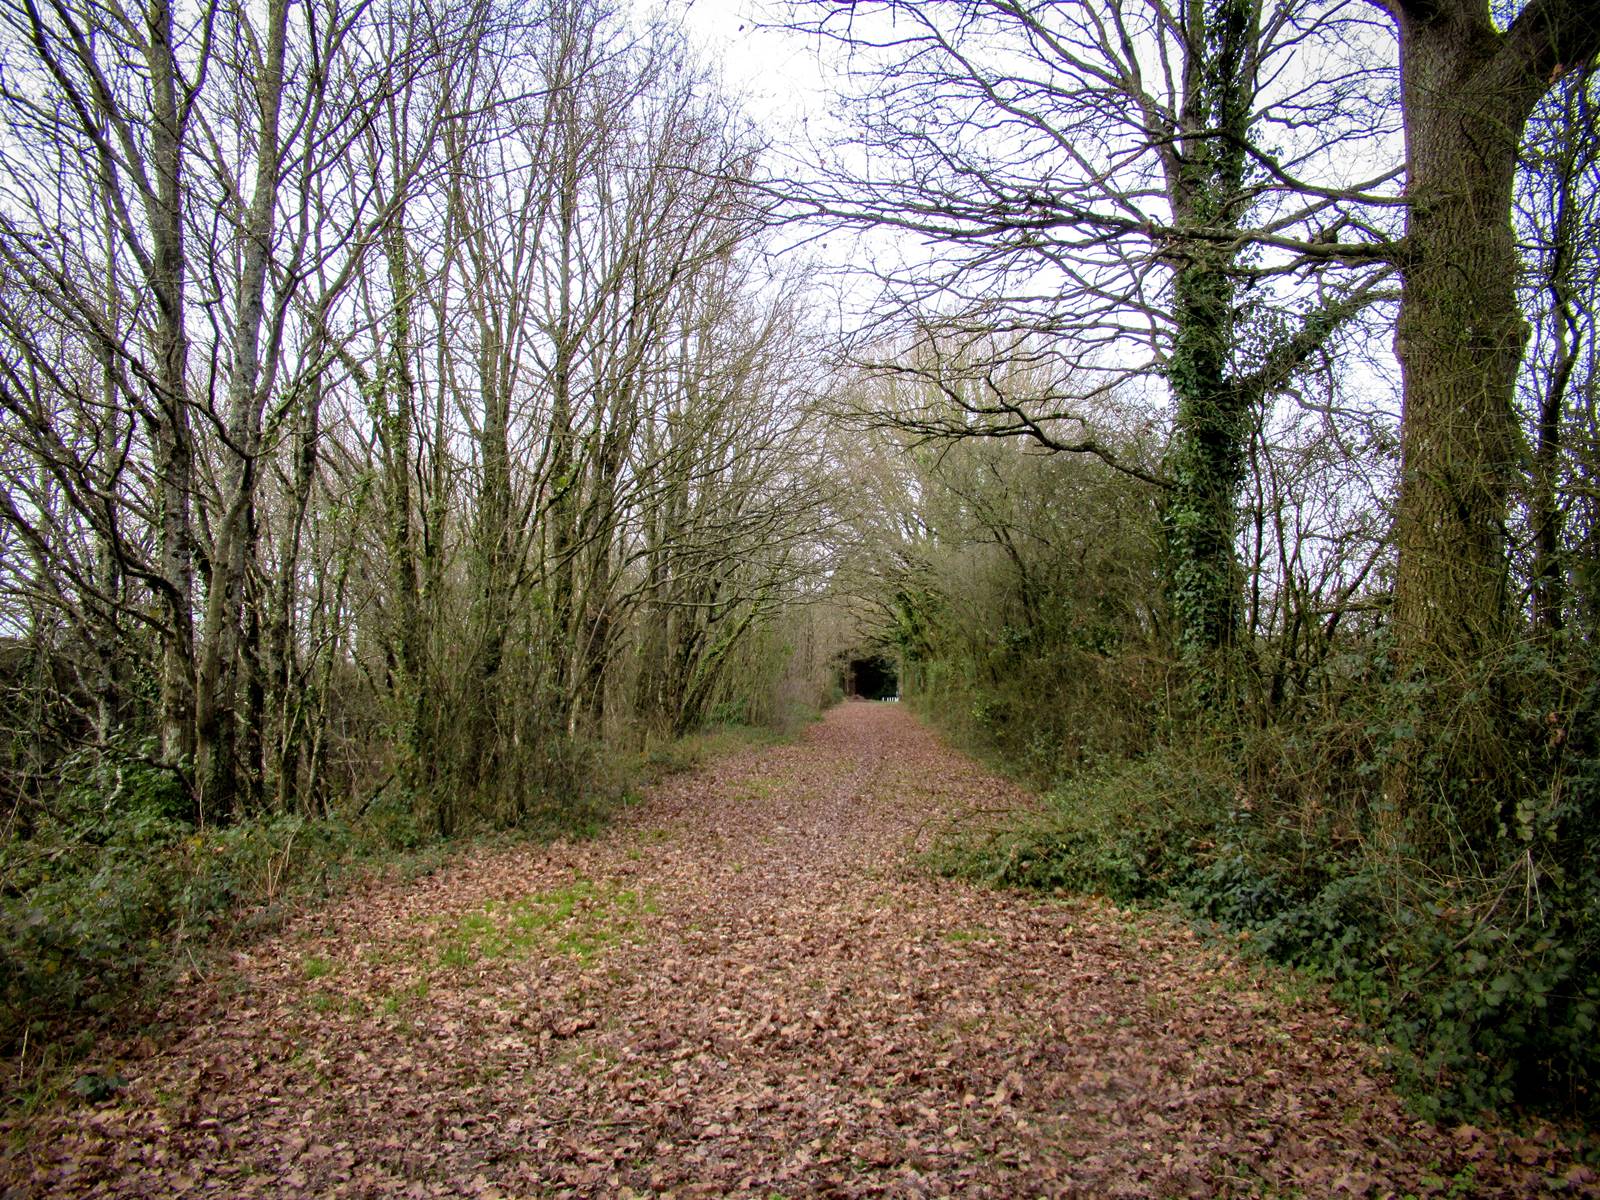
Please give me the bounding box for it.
[929,741,1235,901]
[0,741,391,1076]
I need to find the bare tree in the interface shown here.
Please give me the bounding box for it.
[633,258,836,736]
[0,0,210,772]
[1512,67,1599,640]
[0,0,496,818]
[0,0,842,847]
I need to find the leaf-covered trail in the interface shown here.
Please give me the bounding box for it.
[4,702,1590,1198]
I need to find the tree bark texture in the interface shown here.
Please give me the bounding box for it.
[1390,0,1600,672]
[146,0,199,773]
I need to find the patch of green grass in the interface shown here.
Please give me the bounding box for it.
[304,987,367,1018]
[940,926,994,944]
[633,827,674,849]
[430,876,650,970]
[300,954,335,980]
[640,723,792,782]
[377,977,430,1016]
[732,772,794,805]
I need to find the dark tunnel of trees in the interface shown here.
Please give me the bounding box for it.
[845,655,899,700]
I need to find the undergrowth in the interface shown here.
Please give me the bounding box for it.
[925,647,1600,1124]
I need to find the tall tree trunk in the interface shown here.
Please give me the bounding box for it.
[146,0,198,776]
[470,318,514,792]
[378,220,427,806]
[1384,0,1600,827]
[545,128,581,732]
[1164,254,1249,662]
[1391,16,1526,670]
[269,371,322,811]
[92,135,126,745]
[1160,0,1256,669]
[193,0,289,822]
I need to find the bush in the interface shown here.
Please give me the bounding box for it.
[2,742,190,1025]
[0,741,400,1077]
[1184,843,1600,1118]
[929,741,1235,901]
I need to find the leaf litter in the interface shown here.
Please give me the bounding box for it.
[3,702,1595,1197]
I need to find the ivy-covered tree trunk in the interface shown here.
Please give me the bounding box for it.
[1164,254,1250,662]
[373,220,430,821]
[1160,0,1255,667]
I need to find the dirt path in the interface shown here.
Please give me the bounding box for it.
[2,702,1591,1198]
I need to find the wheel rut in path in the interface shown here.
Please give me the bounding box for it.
[3,701,1589,1197]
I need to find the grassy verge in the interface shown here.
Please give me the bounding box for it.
[635,719,801,781]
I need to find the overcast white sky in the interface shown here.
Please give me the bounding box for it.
[671,0,838,134]
[657,0,904,319]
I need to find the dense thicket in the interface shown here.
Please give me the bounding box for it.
[0,0,842,1058]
